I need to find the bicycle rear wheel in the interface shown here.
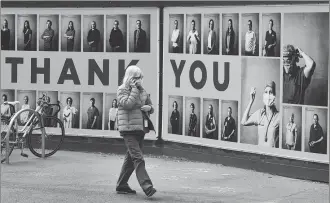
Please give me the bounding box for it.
[27,115,65,158]
[1,118,16,163]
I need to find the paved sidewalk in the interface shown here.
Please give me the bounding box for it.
[1,150,328,203]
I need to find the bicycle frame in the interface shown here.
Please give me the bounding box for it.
[4,104,46,164]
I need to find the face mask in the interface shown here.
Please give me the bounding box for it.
[263,93,275,106]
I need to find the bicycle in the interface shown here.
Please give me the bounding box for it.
[1,93,65,163]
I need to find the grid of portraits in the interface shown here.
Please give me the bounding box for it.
[168,12,281,57]
[167,11,329,156]
[1,14,151,53]
[0,89,126,132]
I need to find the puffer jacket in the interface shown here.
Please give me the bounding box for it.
[117,84,154,132]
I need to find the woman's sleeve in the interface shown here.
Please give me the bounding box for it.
[145,94,154,114]
[117,86,140,110]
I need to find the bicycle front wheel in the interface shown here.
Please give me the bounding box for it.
[1,118,15,163]
[27,116,65,158]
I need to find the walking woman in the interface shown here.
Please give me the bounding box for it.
[241,81,280,148]
[116,65,157,197]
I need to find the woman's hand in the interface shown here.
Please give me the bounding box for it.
[141,105,151,112]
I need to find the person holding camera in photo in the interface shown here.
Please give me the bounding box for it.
[115,65,156,198]
[282,44,316,105]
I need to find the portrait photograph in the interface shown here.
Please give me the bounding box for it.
[186,14,201,54]
[261,13,281,57]
[104,93,118,131]
[1,14,15,51]
[220,100,238,143]
[304,107,327,155]
[168,95,183,135]
[61,15,81,52]
[222,13,239,56]
[283,12,329,107]
[203,13,219,55]
[184,97,201,138]
[168,14,184,54]
[38,91,60,128]
[17,14,37,51]
[16,90,36,126]
[106,15,127,53]
[83,15,104,52]
[202,98,219,140]
[281,105,302,151]
[1,89,15,122]
[39,15,59,52]
[241,13,259,56]
[82,92,103,130]
[240,58,280,148]
[129,14,151,53]
[59,92,80,129]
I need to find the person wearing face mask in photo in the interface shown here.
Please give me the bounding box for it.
[170,101,180,135]
[282,44,316,105]
[241,81,280,148]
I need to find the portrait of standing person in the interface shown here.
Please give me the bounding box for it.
[304,107,328,155]
[63,97,78,129]
[187,103,197,137]
[203,14,219,55]
[82,92,103,130]
[281,105,302,151]
[17,15,37,51]
[1,14,15,51]
[185,97,200,138]
[106,15,127,53]
[116,65,157,197]
[168,96,183,135]
[186,17,201,54]
[61,15,81,52]
[109,20,125,52]
[64,21,75,52]
[263,19,277,57]
[222,13,239,56]
[262,13,281,57]
[204,104,217,140]
[242,13,259,56]
[108,99,118,130]
[169,14,183,54]
[19,96,31,125]
[222,107,237,142]
[17,90,36,126]
[83,15,104,52]
[134,20,147,52]
[285,113,298,150]
[39,15,59,51]
[86,98,100,129]
[129,14,150,53]
[283,12,328,107]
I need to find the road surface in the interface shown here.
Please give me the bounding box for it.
[1,150,328,203]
